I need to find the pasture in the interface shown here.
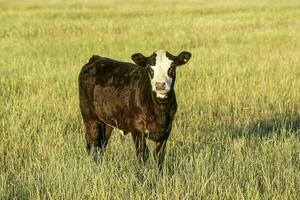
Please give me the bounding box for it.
[0,0,299,199]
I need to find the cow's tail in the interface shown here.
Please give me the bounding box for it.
[78,55,103,108]
[79,55,103,77]
[88,55,102,64]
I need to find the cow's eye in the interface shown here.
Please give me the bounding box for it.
[168,66,175,77]
[149,67,154,78]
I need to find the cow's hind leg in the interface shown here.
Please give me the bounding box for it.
[97,124,113,150]
[131,132,149,164]
[83,118,100,153]
[84,118,113,158]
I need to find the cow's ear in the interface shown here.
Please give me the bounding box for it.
[175,51,191,66]
[131,53,147,67]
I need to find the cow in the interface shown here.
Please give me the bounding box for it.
[78,50,191,168]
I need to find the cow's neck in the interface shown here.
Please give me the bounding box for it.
[134,69,176,131]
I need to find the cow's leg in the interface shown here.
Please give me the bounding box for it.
[97,124,113,150]
[83,118,100,153]
[84,120,113,163]
[154,140,168,170]
[80,86,98,153]
[131,132,149,163]
[85,121,113,151]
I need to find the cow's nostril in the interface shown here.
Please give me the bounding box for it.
[155,82,166,90]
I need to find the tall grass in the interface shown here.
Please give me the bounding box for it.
[0,0,299,199]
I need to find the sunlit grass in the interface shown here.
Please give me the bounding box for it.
[0,0,299,199]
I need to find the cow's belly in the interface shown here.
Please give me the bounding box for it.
[93,85,131,131]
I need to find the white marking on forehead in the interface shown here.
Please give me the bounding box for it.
[149,50,174,99]
[155,50,168,62]
[153,50,173,68]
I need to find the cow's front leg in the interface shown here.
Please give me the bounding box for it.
[131,132,149,164]
[154,140,168,170]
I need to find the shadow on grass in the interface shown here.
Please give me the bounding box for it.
[231,116,300,138]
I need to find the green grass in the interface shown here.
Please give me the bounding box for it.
[1,0,300,199]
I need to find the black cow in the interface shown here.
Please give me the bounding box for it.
[78,50,191,168]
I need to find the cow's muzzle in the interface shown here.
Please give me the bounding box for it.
[155,82,166,91]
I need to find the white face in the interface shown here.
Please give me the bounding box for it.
[131,49,191,100]
[149,50,174,99]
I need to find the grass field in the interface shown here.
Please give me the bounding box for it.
[1,0,300,199]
